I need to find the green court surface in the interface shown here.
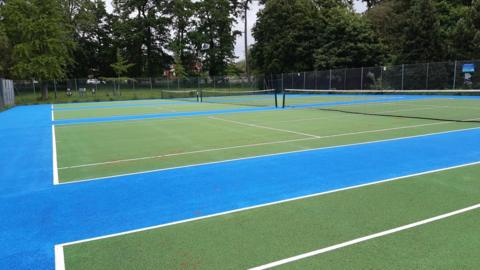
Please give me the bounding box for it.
[63,163,480,269]
[55,101,479,183]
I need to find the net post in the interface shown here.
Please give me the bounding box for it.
[401,64,405,90]
[453,60,457,90]
[274,90,278,108]
[282,90,286,108]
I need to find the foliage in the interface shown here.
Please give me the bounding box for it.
[110,49,134,77]
[195,0,240,76]
[314,7,385,69]
[1,0,74,99]
[0,22,10,76]
[1,0,73,80]
[251,0,384,74]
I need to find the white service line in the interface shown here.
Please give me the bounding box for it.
[249,203,480,270]
[58,121,455,171]
[208,116,321,138]
[55,161,480,267]
[52,125,59,185]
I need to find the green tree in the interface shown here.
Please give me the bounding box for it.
[314,8,384,69]
[195,0,240,76]
[399,0,444,63]
[112,0,171,77]
[62,0,115,77]
[0,22,10,76]
[110,49,134,78]
[251,0,321,74]
[1,0,73,99]
[252,0,384,74]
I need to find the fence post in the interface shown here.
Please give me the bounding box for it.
[150,77,153,90]
[401,64,405,90]
[425,63,429,90]
[329,69,332,90]
[453,60,457,90]
[54,79,57,99]
[75,78,78,93]
[380,67,383,90]
[343,68,347,90]
[32,79,36,98]
[360,67,364,91]
[303,72,306,90]
[281,73,284,92]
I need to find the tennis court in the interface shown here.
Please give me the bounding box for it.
[2,89,480,269]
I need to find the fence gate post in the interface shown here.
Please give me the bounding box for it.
[425,63,429,90]
[360,67,364,91]
[54,79,57,99]
[329,69,332,90]
[380,67,383,90]
[32,79,36,97]
[453,60,457,90]
[303,72,306,90]
[401,64,405,90]
[281,73,284,92]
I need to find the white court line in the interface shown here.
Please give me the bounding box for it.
[54,160,480,270]
[52,125,59,185]
[250,203,480,270]
[56,125,480,185]
[58,120,460,171]
[54,245,65,270]
[208,116,321,138]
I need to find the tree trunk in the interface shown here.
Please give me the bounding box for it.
[41,81,49,100]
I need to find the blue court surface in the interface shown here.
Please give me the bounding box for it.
[1,94,480,269]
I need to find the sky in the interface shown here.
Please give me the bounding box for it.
[105,0,368,60]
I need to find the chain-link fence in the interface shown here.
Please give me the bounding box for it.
[11,60,480,104]
[279,60,480,92]
[12,75,269,104]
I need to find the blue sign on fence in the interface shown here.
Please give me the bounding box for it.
[462,64,475,73]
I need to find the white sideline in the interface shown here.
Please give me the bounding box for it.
[58,121,477,171]
[249,203,480,270]
[54,245,65,270]
[52,125,59,185]
[56,125,480,185]
[54,160,480,270]
[208,116,321,138]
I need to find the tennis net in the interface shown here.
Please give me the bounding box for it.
[201,89,278,107]
[161,90,199,102]
[282,89,480,123]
